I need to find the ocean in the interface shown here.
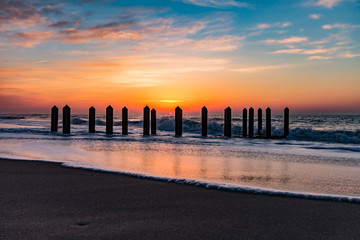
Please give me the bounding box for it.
[0,112,359,202]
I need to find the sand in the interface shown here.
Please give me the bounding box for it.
[0,159,359,240]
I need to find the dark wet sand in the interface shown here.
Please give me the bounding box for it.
[0,159,359,240]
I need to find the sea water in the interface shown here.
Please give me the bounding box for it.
[0,113,359,201]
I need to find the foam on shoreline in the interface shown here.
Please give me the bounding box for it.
[2,157,359,203]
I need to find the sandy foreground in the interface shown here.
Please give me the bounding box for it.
[0,159,359,240]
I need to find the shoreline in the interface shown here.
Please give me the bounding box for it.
[1,159,360,239]
[2,157,360,203]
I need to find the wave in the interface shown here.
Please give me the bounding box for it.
[0,116,26,120]
[288,128,360,144]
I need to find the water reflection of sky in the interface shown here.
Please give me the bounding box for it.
[1,138,359,198]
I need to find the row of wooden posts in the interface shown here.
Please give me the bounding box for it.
[51,105,290,138]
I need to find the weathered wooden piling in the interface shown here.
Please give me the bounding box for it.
[122,107,128,135]
[151,108,156,135]
[258,108,262,135]
[266,107,271,138]
[224,107,231,137]
[175,106,182,136]
[62,105,71,134]
[106,105,113,134]
[249,107,254,138]
[202,106,207,137]
[243,108,247,137]
[89,106,95,133]
[143,106,150,135]
[284,107,289,137]
[51,105,58,132]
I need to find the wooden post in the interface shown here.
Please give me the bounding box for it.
[242,108,247,137]
[151,108,156,135]
[122,107,128,135]
[249,107,254,138]
[258,108,262,135]
[202,106,207,137]
[62,105,70,134]
[143,106,150,135]
[224,107,231,137]
[89,106,95,133]
[106,105,113,135]
[284,107,289,137]
[51,105,58,132]
[266,107,271,138]
[175,106,182,136]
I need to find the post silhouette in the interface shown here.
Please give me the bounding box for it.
[89,106,95,133]
[202,106,208,137]
[143,106,150,135]
[62,105,70,134]
[175,106,182,136]
[266,107,271,138]
[151,108,156,135]
[51,105,58,132]
[243,108,247,137]
[122,107,128,135]
[224,107,231,137]
[106,105,113,134]
[258,108,262,135]
[249,107,254,138]
[284,107,289,137]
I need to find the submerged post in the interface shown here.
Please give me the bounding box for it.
[224,107,231,137]
[284,107,289,137]
[266,107,271,138]
[258,108,262,135]
[89,106,95,133]
[51,105,58,132]
[122,107,128,135]
[151,108,156,135]
[202,106,207,137]
[143,106,150,135]
[175,106,182,136]
[249,107,254,138]
[243,108,247,137]
[63,105,71,134]
[106,105,113,135]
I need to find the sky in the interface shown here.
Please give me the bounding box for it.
[0,0,359,114]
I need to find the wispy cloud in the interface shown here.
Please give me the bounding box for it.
[307,0,343,8]
[271,49,304,54]
[181,0,252,8]
[309,14,321,19]
[251,22,291,30]
[232,64,292,73]
[271,47,339,55]
[263,36,308,44]
[307,55,333,60]
[322,23,360,29]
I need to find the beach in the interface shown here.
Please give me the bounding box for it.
[1,159,359,240]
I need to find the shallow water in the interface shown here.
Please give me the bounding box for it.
[0,113,359,200]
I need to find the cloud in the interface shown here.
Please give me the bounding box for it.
[307,55,333,60]
[181,0,252,8]
[271,49,304,54]
[263,36,308,44]
[310,0,343,8]
[338,51,360,58]
[167,35,244,51]
[49,20,82,28]
[232,64,292,73]
[251,22,292,30]
[309,14,321,19]
[322,23,360,30]
[271,46,339,55]
[0,0,44,26]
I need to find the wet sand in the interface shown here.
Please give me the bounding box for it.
[0,159,359,240]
